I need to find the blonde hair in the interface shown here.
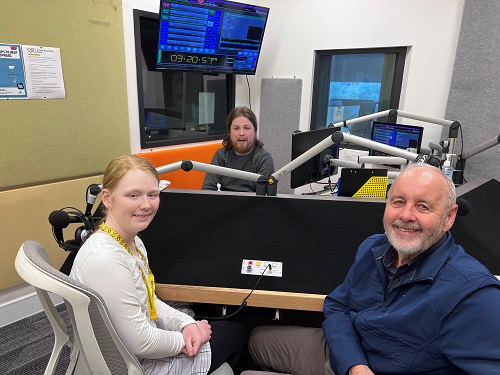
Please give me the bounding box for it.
[100,155,159,220]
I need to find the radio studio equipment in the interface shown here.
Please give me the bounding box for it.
[48,184,102,253]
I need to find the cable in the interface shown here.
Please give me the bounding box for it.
[245,75,251,109]
[458,124,466,184]
[195,263,271,320]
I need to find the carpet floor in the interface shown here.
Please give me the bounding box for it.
[0,304,71,374]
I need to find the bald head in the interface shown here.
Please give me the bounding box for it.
[390,164,457,211]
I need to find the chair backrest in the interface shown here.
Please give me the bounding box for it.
[15,240,144,375]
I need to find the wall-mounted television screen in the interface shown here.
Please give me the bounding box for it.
[156,0,270,75]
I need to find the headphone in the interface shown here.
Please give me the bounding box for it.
[49,206,97,253]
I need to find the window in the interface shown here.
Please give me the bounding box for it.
[134,10,235,149]
[310,47,407,139]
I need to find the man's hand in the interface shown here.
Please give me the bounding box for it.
[349,364,375,375]
[181,323,205,356]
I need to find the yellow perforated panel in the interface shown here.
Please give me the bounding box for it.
[353,176,388,198]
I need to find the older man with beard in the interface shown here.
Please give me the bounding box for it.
[248,164,500,375]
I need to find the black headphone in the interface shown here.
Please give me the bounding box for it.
[48,206,96,253]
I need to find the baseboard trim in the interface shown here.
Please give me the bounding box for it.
[0,283,62,327]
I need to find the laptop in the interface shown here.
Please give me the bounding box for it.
[337,168,388,198]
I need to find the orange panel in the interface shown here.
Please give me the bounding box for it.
[135,141,222,190]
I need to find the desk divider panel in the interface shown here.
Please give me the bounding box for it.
[140,190,386,295]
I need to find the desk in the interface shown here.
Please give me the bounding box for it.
[143,180,500,313]
[142,189,386,296]
[156,284,325,312]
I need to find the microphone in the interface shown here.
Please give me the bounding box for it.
[456,197,471,216]
[48,210,83,228]
[85,184,102,216]
[49,209,95,252]
[49,210,83,252]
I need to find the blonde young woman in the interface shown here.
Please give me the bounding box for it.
[71,155,244,375]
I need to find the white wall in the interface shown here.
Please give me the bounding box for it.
[123,0,464,153]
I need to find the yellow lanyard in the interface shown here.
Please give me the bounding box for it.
[99,223,157,320]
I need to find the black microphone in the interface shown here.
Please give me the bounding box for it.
[48,210,83,228]
[49,210,82,251]
[85,184,102,216]
[456,197,471,216]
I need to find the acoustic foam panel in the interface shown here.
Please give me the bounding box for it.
[444,0,500,182]
[259,78,303,194]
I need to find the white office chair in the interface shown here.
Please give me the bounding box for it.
[15,240,234,375]
[15,240,146,374]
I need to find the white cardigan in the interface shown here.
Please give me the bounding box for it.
[70,233,211,374]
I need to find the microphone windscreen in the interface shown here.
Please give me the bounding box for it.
[456,197,471,216]
[49,210,73,228]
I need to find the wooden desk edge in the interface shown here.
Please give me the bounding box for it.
[156,284,326,312]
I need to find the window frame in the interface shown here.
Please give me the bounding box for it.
[310,47,407,131]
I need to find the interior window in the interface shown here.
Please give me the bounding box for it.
[310,47,407,139]
[134,10,235,149]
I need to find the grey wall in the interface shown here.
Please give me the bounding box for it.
[444,0,500,182]
[259,78,303,194]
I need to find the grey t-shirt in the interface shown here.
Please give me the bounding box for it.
[202,146,275,192]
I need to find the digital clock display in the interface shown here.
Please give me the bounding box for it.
[163,52,225,67]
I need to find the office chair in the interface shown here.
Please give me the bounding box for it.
[15,240,144,374]
[15,240,234,375]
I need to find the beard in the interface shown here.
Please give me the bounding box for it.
[232,139,255,155]
[384,217,446,258]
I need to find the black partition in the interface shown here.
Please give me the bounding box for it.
[452,179,500,272]
[141,191,386,295]
[139,179,500,296]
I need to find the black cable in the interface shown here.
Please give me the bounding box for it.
[245,75,251,110]
[327,175,337,194]
[458,124,466,184]
[339,142,351,151]
[195,264,271,320]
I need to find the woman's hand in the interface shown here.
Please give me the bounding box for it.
[349,364,375,375]
[196,319,212,345]
[181,323,204,356]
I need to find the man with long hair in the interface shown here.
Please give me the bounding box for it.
[202,107,274,192]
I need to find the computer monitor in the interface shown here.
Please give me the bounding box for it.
[290,128,341,189]
[370,121,424,157]
[156,0,270,75]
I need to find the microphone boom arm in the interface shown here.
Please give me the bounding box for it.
[155,160,274,195]
[271,108,459,183]
[156,160,261,182]
[271,131,420,182]
[461,134,500,160]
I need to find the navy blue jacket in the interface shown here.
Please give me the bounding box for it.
[323,233,500,375]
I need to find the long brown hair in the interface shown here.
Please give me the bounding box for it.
[222,106,264,150]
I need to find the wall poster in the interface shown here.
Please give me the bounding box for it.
[0,43,65,99]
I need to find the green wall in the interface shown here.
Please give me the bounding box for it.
[0,0,130,190]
